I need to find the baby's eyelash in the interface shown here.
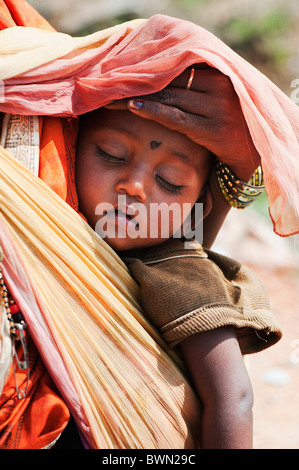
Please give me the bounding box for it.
[96,146,125,164]
[156,175,184,194]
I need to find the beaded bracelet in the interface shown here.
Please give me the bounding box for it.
[216,159,265,209]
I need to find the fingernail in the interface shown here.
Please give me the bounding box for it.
[129,100,143,110]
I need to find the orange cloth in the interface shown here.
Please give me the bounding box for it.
[0,0,54,30]
[39,116,79,211]
[0,338,69,449]
[0,0,73,449]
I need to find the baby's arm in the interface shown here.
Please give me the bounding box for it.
[179,326,253,449]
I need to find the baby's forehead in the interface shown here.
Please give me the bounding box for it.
[82,107,211,168]
[83,107,172,138]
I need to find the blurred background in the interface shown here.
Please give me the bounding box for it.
[27,0,299,449]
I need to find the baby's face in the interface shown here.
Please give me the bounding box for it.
[76,109,211,251]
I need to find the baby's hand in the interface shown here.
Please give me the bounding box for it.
[106,65,260,181]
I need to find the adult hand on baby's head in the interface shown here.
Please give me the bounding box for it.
[106,65,260,182]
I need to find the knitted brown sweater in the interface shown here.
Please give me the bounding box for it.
[122,238,282,354]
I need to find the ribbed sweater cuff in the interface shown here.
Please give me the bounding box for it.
[161,304,282,354]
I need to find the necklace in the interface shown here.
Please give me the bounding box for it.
[0,248,29,399]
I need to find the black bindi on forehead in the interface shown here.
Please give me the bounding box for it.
[150,140,162,150]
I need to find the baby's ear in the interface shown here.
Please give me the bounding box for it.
[186,185,212,238]
[198,185,213,220]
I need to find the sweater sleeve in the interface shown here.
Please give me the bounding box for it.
[124,243,282,354]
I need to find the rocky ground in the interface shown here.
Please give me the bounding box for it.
[249,265,299,449]
[214,208,299,449]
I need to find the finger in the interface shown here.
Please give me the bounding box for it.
[127,98,214,146]
[105,89,216,117]
[105,67,233,115]
[170,66,233,94]
[169,63,211,87]
[138,87,216,117]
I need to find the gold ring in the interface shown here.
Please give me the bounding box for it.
[186,68,195,90]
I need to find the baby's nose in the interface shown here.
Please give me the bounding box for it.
[115,178,147,202]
